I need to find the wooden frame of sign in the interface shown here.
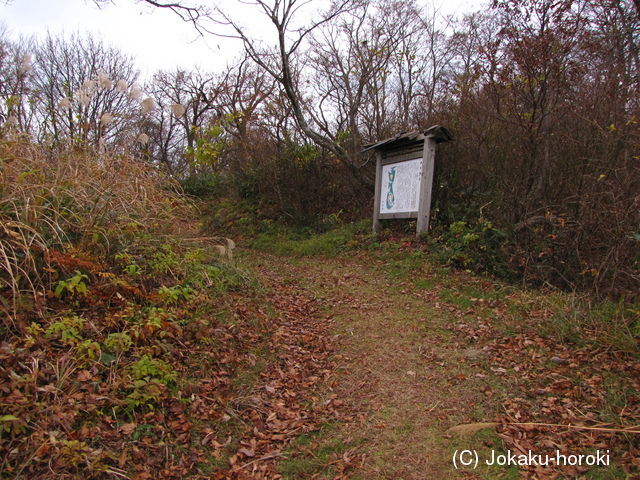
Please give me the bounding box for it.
[363,126,452,237]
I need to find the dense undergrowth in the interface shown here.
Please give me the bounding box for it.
[2,134,639,478]
[0,138,336,479]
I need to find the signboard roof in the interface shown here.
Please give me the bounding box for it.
[361,125,453,153]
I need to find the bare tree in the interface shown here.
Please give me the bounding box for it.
[93,0,209,31]
[147,68,224,174]
[33,31,141,149]
[120,0,463,192]
[307,2,399,157]
[212,1,368,173]
[216,59,276,154]
[0,28,38,132]
[116,0,370,178]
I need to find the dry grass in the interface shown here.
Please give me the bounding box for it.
[0,137,193,321]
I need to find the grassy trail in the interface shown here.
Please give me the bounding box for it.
[246,250,510,480]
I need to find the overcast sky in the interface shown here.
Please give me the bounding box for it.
[0,0,242,78]
[1,0,478,79]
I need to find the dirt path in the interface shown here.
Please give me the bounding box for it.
[248,251,504,479]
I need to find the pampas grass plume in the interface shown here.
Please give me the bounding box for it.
[140,97,155,114]
[115,79,128,92]
[96,71,113,90]
[18,53,32,75]
[129,85,143,101]
[100,113,114,125]
[214,239,236,261]
[170,103,186,118]
[58,97,72,111]
[82,80,96,93]
[226,238,235,261]
[76,91,91,107]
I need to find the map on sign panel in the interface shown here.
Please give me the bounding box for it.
[380,158,422,214]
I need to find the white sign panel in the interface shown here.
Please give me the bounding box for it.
[379,158,423,214]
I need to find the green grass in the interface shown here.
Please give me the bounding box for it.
[414,278,435,289]
[277,422,359,479]
[248,220,371,257]
[584,466,628,479]
[503,290,640,354]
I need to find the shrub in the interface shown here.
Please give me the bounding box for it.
[180,172,222,197]
[432,218,511,279]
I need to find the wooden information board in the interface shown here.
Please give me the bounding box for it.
[364,126,452,237]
